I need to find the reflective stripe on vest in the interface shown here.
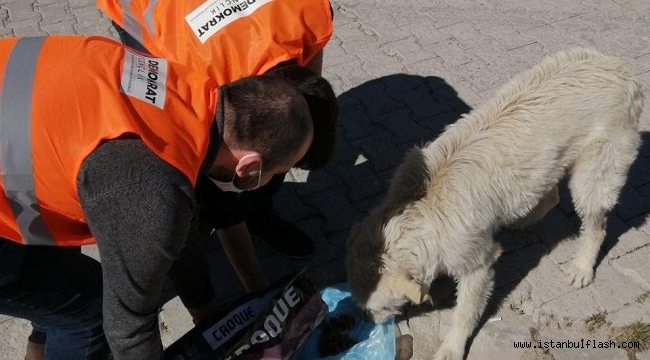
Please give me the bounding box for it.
[121,0,157,45]
[0,37,55,246]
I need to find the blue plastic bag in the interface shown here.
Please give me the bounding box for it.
[290,283,396,360]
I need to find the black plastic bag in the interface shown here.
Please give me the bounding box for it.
[165,270,326,360]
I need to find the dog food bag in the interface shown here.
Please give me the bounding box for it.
[290,283,396,360]
[165,270,327,360]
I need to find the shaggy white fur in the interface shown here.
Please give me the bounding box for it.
[346,48,644,360]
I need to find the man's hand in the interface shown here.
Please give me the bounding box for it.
[187,297,220,325]
[217,222,269,293]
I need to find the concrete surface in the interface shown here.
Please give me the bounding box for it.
[0,0,649,359]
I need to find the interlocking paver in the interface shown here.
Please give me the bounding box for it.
[431,37,475,67]
[335,21,379,50]
[350,131,406,172]
[302,187,365,232]
[608,229,650,260]
[272,183,322,223]
[3,1,39,23]
[358,49,408,77]
[380,36,439,66]
[328,162,388,202]
[454,58,506,93]
[35,2,72,24]
[2,0,650,358]
[590,263,647,311]
[293,168,343,196]
[611,248,650,288]
[400,20,452,47]
[608,301,650,327]
[540,288,604,320]
[373,108,428,145]
[480,25,536,51]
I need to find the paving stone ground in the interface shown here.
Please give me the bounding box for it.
[0,0,649,359]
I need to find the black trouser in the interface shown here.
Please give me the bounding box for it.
[0,239,110,359]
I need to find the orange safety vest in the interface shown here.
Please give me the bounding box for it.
[96,0,333,84]
[0,35,218,246]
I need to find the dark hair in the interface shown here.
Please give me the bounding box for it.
[221,76,312,170]
[265,63,339,170]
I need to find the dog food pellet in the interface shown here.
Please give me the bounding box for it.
[318,314,357,356]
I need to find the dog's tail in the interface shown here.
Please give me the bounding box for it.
[626,77,645,131]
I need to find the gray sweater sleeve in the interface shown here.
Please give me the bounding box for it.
[77,139,196,360]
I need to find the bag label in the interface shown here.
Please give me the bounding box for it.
[121,49,167,109]
[223,285,302,360]
[204,302,257,350]
[202,286,282,350]
[185,0,274,44]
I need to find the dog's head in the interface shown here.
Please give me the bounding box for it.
[347,147,434,322]
[346,213,432,323]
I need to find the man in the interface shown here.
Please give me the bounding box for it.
[96,0,338,260]
[97,0,333,79]
[0,35,313,360]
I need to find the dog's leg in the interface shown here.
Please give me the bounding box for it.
[567,210,606,288]
[434,264,495,360]
[507,185,559,231]
[567,133,639,288]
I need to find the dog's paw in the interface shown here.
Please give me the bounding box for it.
[566,264,594,289]
[433,345,463,360]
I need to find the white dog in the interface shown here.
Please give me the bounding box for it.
[346,48,644,360]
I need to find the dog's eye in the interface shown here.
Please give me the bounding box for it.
[383,305,397,315]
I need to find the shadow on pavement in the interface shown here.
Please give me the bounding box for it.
[276,73,473,288]
[159,73,473,308]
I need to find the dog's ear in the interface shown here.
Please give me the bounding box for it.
[392,275,432,305]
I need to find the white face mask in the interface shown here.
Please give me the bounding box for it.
[208,175,246,193]
[208,155,262,193]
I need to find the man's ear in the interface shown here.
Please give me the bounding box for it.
[392,275,432,305]
[234,152,262,178]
